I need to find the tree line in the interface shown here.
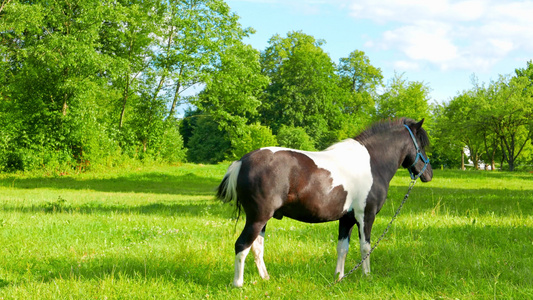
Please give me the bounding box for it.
[1,0,532,172]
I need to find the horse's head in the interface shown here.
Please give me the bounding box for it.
[402,119,433,182]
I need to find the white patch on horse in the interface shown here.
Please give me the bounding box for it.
[252,233,269,280]
[360,237,371,274]
[335,237,350,279]
[233,246,251,287]
[263,139,373,214]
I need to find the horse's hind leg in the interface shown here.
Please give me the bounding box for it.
[234,220,268,287]
[252,225,269,280]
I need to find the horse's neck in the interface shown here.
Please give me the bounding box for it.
[363,132,409,183]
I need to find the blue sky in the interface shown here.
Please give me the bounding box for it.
[225,0,533,104]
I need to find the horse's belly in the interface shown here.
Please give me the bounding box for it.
[277,184,350,223]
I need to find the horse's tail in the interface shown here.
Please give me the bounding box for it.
[216,161,243,218]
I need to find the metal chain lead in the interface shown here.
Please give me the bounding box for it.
[330,179,417,287]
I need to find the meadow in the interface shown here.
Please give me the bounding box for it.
[0,164,531,299]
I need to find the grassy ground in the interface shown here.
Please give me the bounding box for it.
[0,164,531,299]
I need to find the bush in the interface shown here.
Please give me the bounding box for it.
[230,123,277,159]
[154,121,187,164]
[187,116,231,164]
[276,125,315,151]
[4,151,24,172]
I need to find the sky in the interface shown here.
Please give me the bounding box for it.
[225,0,533,104]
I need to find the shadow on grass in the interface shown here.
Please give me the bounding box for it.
[261,223,533,294]
[0,254,234,290]
[0,215,530,296]
[1,183,530,219]
[0,172,221,195]
[420,169,533,180]
[384,184,533,217]
[0,199,236,218]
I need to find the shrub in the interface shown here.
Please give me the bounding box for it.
[276,125,315,151]
[187,116,231,164]
[230,123,277,159]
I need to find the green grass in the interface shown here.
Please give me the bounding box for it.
[0,164,531,299]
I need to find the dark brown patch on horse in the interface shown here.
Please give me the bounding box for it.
[237,149,348,224]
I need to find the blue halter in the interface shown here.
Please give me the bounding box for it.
[404,124,430,180]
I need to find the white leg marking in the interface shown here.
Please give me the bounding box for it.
[252,234,270,280]
[233,247,251,287]
[360,238,371,275]
[354,212,371,275]
[335,238,350,280]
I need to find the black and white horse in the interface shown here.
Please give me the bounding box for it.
[217,118,433,287]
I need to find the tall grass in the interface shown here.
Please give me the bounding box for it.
[0,165,531,299]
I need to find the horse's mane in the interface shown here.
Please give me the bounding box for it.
[354,118,430,148]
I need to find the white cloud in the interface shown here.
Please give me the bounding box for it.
[381,22,458,64]
[393,60,421,71]
[346,0,533,72]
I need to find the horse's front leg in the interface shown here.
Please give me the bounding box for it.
[335,213,357,280]
[359,213,376,275]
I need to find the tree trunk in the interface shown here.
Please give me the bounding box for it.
[0,0,13,14]
[62,97,68,116]
[461,149,465,170]
[119,78,129,128]
[168,65,184,120]
[168,80,182,120]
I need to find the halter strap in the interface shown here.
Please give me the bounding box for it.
[403,124,430,180]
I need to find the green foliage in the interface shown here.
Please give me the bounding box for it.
[1,0,531,171]
[1,0,250,172]
[155,121,187,164]
[429,104,463,168]
[433,63,533,171]
[259,31,347,149]
[276,125,316,151]
[187,116,231,164]
[375,73,432,122]
[337,50,382,124]
[196,42,269,138]
[230,123,278,159]
[150,0,250,119]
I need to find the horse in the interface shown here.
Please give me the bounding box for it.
[216,118,433,287]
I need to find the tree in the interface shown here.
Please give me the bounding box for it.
[430,103,464,168]
[432,65,533,171]
[375,73,432,122]
[338,50,383,94]
[229,123,278,159]
[276,125,315,151]
[0,0,121,170]
[186,114,231,164]
[196,42,269,139]
[97,0,163,129]
[336,50,383,138]
[442,90,486,169]
[149,0,250,120]
[480,73,533,171]
[259,31,347,149]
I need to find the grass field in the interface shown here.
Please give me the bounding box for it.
[0,164,531,299]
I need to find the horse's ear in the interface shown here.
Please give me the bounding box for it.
[413,118,425,130]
